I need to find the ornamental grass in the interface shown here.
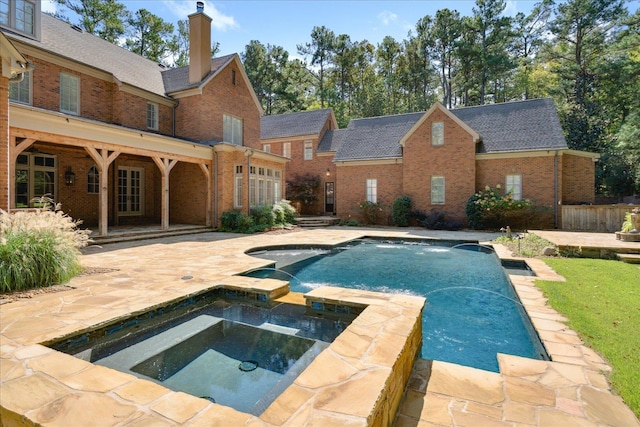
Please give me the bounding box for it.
[0,200,91,292]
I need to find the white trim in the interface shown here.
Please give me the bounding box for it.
[335,158,403,166]
[476,149,600,161]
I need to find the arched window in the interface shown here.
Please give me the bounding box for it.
[87,166,99,194]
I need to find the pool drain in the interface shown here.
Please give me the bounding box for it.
[239,360,258,372]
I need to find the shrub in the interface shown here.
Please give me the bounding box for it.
[421,209,464,231]
[251,205,276,230]
[391,195,412,227]
[276,200,297,225]
[466,185,532,230]
[0,201,90,292]
[359,200,383,225]
[286,173,321,212]
[220,210,254,233]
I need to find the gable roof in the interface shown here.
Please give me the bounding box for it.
[261,109,335,140]
[8,13,169,98]
[162,54,236,93]
[334,112,423,161]
[450,98,568,153]
[318,129,346,152]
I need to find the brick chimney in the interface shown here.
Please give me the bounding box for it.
[189,1,212,84]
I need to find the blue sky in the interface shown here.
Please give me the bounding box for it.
[43,0,640,60]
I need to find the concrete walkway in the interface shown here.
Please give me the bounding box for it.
[1,228,638,426]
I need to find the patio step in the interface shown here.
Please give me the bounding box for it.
[89,226,214,245]
[295,216,340,228]
[617,253,640,264]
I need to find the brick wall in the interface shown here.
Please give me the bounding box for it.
[174,62,261,146]
[336,163,403,223]
[170,161,208,224]
[561,153,596,204]
[0,63,8,211]
[403,109,476,222]
[476,156,557,208]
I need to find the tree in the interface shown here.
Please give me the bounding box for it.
[470,0,514,104]
[429,9,462,108]
[511,0,553,99]
[297,26,336,108]
[55,0,129,43]
[125,9,176,64]
[376,36,403,114]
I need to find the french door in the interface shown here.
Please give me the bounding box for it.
[117,167,144,216]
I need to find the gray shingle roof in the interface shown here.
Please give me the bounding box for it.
[451,98,568,153]
[8,14,169,97]
[162,54,236,93]
[334,112,423,161]
[317,129,346,152]
[260,109,333,140]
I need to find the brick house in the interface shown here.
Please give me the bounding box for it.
[262,100,599,228]
[0,2,286,235]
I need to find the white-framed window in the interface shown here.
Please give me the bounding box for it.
[263,144,271,153]
[0,0,36,36]
[234,165,243,208]
[304,140,313,160]
[15,0,33,34]
[431,121,444,146]
[366,178,377,203]
[9,70,31,104]
[60,72,80,115]
[431,176,445,204]
[506,175,522,200]
[15,152,57,208]
[274,170,282,202]
[282,142,291,158]
[146,102,159,130]
[87,166,99,194]
[223,114,243,145]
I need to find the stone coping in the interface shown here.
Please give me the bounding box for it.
[2,229,638,426]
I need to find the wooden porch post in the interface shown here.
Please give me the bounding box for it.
[86,147,119,236]
[152,157,177,231]
[8,135,35,208]
[199,163,211,227]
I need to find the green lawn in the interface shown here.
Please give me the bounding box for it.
[536,258,640,418]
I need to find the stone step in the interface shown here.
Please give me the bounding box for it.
[89,226,214,245]
[617,253,640,264]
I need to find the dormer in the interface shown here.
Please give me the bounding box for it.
[0,0,41,41]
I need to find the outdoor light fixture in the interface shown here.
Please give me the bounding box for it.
[65,167,76,186]
[326,169,331,177]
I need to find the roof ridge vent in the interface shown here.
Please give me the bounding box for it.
[70,24,83,33]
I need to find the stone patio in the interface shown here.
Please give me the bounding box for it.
[1,228,638,426]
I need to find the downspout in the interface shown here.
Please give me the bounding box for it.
[554,151,559,229]
[172,100,178,137]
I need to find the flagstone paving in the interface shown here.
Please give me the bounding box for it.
[1,228,638,426]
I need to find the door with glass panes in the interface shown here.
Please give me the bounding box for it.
[15,153,56,208]
[117,167,143,216]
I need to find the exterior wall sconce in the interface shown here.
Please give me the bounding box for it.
[326,169,331,177]
[65,167,76,186]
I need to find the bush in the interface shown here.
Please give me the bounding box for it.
[0,201,90,292]
[220,201,297,234]
[391,195,412,227]
[251,205,276,230]
[421,209,464,231]
[466,185,532,230]
[359,200,383,225]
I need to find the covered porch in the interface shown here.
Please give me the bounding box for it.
[8,104,213,236]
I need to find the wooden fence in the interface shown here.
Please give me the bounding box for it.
[561,205,640,232]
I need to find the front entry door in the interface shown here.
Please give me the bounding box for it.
[325,182,335,213]
[118,167,144,216]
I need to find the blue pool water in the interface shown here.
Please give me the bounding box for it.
[248,239,548,372]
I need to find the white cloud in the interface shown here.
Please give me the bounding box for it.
[504,0,519,17]
[163,1,238,31]
[41,0,57,14]
[378,10,398,26]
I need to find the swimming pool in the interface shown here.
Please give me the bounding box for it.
[247,238,548,372]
